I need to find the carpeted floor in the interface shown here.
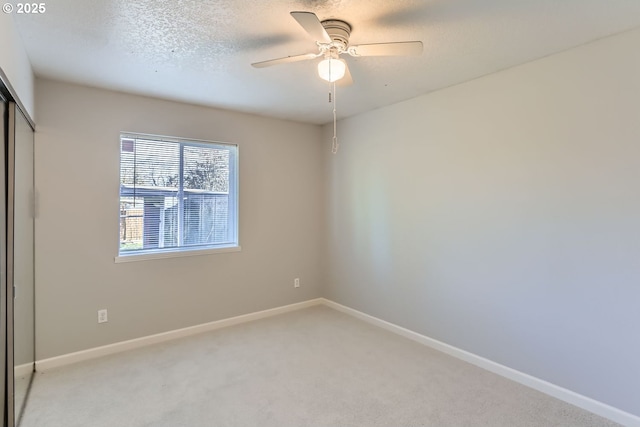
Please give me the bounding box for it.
[20,306,621,427]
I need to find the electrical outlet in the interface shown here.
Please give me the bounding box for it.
[98,309,108,324]
[294,278,300,288]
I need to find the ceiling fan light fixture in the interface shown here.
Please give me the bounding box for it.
[317,58,346,82]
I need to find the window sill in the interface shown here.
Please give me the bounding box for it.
[114,245,241,263]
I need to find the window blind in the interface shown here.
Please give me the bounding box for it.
[119,134,238,256]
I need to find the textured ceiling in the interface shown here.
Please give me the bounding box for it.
[13,0,640,124]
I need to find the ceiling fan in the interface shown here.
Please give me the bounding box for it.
[251,11,423,84]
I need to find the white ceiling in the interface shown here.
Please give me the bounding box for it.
[13,0,640,125]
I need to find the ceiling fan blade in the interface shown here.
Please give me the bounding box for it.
[347,41,423,57]
[251,53,319,68]
[337,62,353,86]
[290,11,331,43]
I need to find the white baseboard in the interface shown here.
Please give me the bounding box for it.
[320,298,640,427]
[36,298,324,373]
[33,296,638,426]
[14,362,34,378]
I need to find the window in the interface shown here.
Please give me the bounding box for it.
[118,133,238,260]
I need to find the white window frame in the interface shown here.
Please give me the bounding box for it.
[115,132,240,263]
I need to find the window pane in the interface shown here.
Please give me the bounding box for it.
[183,144,230,192]
[183,194,230,246]
[120,139,180,188]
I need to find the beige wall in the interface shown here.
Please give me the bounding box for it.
[0,14,34,118]
[35,79,324,359]
[324,28,640,416]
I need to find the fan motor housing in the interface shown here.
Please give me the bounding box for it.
[321,19,352,48]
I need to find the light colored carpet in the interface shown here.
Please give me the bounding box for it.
[21,306,621,427]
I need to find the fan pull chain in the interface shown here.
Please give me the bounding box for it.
[331,81,339,154]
